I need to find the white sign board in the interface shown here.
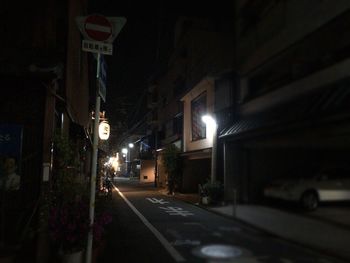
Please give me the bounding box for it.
[82,40,113,55]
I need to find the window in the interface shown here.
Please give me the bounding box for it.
[191,92,206,141]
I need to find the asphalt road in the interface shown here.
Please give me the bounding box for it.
[98,179,346,263]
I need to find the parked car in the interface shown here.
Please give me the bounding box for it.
[263,171,350,210]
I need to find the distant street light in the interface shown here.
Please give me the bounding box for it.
[126,143,135,176]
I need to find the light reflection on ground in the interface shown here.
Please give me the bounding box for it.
[192,244,243,260]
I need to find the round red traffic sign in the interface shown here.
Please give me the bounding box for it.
[84,15,112,42]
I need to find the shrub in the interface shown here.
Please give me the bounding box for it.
[202,180,224,204]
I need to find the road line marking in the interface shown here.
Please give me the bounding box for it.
[159,206,194,217]
[114,186,186,262]
[146,197,169,204]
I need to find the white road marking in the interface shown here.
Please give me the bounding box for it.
[114,186,185,262]
[146,197,169,204]
[159,206,194,217]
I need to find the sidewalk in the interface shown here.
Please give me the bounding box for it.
[161,190,350,262]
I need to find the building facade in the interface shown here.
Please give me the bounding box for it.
[220,0,350,203]
[0,1,92,261]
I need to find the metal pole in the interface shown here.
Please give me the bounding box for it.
[233,189,237,217]
[154,130,158,187]
[211,123,218,183]
[86,52,101,263]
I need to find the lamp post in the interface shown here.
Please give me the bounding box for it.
[121,147,128,176]
[202,115,217,183]
[127,143,134,176]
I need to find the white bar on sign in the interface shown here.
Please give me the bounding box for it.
[85,23,111,33]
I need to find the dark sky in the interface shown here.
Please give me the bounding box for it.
[88,1,234,125]
[88,1,168,125]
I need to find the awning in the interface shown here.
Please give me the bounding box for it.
[219,84,350,140]
[219,118,266,139]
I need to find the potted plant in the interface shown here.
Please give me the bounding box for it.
[201,180,224,205]
[48,132,90,262]
[49,199,90,258]
[49,131,112,262]
[91,196,113,262]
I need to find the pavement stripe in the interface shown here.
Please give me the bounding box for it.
[114,185,186,262]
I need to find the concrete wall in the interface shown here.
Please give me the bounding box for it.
[236,0,350,73]
[140,160,155,183]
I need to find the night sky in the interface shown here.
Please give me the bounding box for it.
[88,0,234,126]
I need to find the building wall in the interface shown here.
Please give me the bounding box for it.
[182,158,210,193]
[236,2,350,116]
[220,1,350,203]
[154,16,234,147]
[236,0,350,74]
[140,160,155,183]
[0,1,91,260]
[65,0,90,128]
[182,78,215,152]
[149,16,234,191]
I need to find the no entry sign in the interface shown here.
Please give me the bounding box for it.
[84,15,112,42]
[76,15,126,44]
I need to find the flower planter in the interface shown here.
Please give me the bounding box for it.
[201,196,210,205]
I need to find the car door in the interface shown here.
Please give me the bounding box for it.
[336,175,350,201]
[318,173,350,201]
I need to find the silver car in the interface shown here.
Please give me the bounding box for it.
[263,172,350,210]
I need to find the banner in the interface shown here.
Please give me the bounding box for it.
[0,124,23,191]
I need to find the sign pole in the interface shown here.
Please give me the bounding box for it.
[86,52,101,263]
[76,14,126,263]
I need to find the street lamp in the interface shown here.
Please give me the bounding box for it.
[121,148,128,155]
[202,114,217,183]
[121,148,128,176]
[127,143,135,176]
